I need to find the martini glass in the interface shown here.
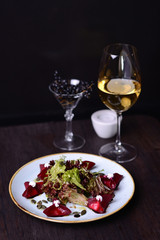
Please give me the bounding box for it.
[98,43,141,163]
[49,75,92,151]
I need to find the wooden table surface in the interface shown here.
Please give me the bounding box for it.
[0,114,160,240]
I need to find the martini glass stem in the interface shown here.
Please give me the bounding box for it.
[115,112,123,153]
[64,109,74,142]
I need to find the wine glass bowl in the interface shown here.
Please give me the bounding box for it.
[98,43,141,163]
[49,79,84,111]
[49,75,92,151]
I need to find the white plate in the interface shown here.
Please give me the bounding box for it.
[9,153,135,223]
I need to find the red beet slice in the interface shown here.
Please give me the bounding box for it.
[35,182,43,194]
[100,194,114,209]
[101,173,123,190]
[24,181,30,188]
[37,167,49,180]
[43,204,71,217]
[81,161,95,170]
[40,164,45,171]
[87,198,104,213]
[113,173,123,185]
[100,175,117,189]
[87,194,114,213]
[22,185,39,198]
[22,181,43,198]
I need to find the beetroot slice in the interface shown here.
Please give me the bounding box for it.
[35,182,43,194]
[87,198,104,213]
[22,181,43,198]
[43,204,71,217]
[22,186,39,198]
[101,173,123,190]
[100,193,114,209]
[87,194,114,213]
[37,167,49,180]
[100,176,116,189]
[40,164,45,171]
[24,181,30,188]
[81,161,95,170]
[113,173,123,185]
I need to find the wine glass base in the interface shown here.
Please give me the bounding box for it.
[99,142,137,163]
[53,135,85,151]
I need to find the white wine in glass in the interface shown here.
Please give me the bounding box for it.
[98,43,141,163]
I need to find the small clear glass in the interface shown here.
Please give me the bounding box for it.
[49,75,92,151]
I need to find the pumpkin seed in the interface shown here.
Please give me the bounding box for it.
[47,197,52,202]
[37,201,42,205]
[35,177,40,181]
[72,211,79,215]
[42,200,48,203]
[37,205,42,209]
[81,210,86,216]
[31,199,36,204]
[74,213,80,218]
[41,205,47,209]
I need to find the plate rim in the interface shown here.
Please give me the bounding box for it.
[9,152,135,223]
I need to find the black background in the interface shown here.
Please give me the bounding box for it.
[1,0,160,125]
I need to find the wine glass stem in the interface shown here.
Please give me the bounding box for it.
[115,112,123,153]
[64,109,74,142]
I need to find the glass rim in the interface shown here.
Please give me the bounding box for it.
[104,43,137,52]
[49,82,88,97]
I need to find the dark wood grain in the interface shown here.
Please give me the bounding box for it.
[0,115,160,240]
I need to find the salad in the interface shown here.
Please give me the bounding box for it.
[22,156,123,217]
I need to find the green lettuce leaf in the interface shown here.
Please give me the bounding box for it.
[46,159,66,182]
[62,168,86,190]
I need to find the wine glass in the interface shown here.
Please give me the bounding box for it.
[98,43,141,163]
[49,72,92,151]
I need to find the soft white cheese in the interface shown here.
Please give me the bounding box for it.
[44,163,50,168]
[53,200,60,207]
[107,173,114,179]
[29,181,36,187]
[96,195,103,202]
